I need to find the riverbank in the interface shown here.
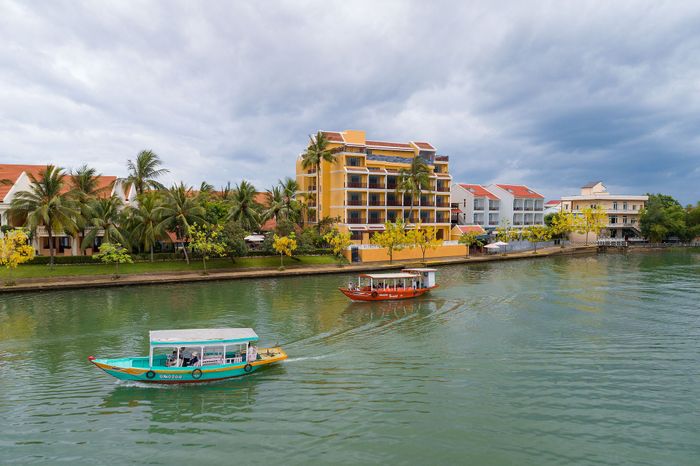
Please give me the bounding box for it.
[0,245,597,294]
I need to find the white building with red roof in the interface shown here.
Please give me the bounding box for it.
[544,200,561,215]
[486,184,545,228]
[450,184,501,228]
[0,164,125,256]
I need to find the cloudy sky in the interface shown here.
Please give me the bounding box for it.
[1,0,699,203]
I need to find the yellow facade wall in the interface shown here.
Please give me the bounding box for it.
[343,243,467,263]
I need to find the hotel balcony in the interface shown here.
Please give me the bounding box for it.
[346,181,367,188]
[347,217,366,224]
[386,199,403,207]
[367,217,385,224]
[368,199,384,207]
[368,182,385,189]
[346,199,365,206]
[436,186,450,192]
[436,200,450,208]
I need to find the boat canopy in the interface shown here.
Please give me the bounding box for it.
[149,328,259,346]
[359,272,419,279]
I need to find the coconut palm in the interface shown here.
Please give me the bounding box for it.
[279,177,300,222]
[156,183,206,264]
[81,196,126,250]
[262,185,284,223]
[300,131,336,222]
[227,180,261,231]
[122,150,169,195]
[127,193,165,262]
[8,165,79,265]
[397,156,431,221]
[69,164,113,255]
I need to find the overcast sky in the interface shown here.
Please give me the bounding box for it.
[1,1,699,203]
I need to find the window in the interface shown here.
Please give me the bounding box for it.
[350,231,362,241]
[623,201,628,210]
[610,216,617,224]
[613,202,618,210]
[623,216,628,224]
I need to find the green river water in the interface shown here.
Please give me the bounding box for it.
[1,251,699,465]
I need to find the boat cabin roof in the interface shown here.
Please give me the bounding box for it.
[359,272,419,279]
[149,328,259,346]
[402,268,437,273]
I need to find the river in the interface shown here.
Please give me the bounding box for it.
[1,250,698,465]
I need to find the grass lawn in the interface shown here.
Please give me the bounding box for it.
[0,255,337,281]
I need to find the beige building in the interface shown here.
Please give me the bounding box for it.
[295,130,452,244]
[560,181,648,239]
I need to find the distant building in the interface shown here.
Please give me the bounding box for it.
[544,200,561,216]
[486,184,545,228]
[450,184,501,229]
[295,130,452,243]
[560,181,648,239]
[0,164,126,256]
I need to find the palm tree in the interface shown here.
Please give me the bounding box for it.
[300,131,336,223]
[127,193,165,262]
[156,183,206,264]
[8,165,79,265]
[262,185,284,223]
[122,150,169,195]
[81,196,126,250]
[279,177,300,222]
[69,164,113,255]
[227,180,261,231]
[397,156,431,221]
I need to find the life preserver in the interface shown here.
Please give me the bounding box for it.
[244,364,253,373]
[191,369,203,379]
[145,370,156,379]
[371,291,378,298]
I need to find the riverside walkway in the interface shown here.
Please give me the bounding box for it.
[0,245,596,294]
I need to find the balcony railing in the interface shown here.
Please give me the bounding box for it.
[368,218,385,224]
[436,186,449,192]
[347,218,366,224]
[368,183,385,189]
[387,184,397,190]
[421,201,435,207]
[346,200,364,206]
[386,200,402,206]
[347,182,367,188]
[436,201,449,208]
[368,200,383,206]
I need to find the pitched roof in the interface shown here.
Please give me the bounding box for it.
[412,141,435,150]
[0,164,116,202]
[320,131,345,143]
[458,184,499,200]
[454,225,487,234]
[365,139,413,149]
[253,192,269,206]
[545,200,561,206]
[582,181,602,188]
[495,184,544,199]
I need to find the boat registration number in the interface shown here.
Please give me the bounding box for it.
[159,374,183,380]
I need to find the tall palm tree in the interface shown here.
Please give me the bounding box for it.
[227,180,261,231]
[69,164,113,255]
[279,177,300,222]
[8,165,79,265]
[262,185,284,224]
[156,183,206,264]
[300,131,336,223]
[122,150,169,195]
[127,193,165,262]
[397,156,431,221]
[81,196,126,250]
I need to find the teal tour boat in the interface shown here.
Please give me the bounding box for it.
[89,328,287,384]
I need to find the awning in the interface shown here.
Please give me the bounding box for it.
[244,235,266,242]
[348,226,368,231]
[360,273,420,279]
[149,328,259,346]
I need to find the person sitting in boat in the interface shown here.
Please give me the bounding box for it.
[166,350,178,367]
[189,352,199,367]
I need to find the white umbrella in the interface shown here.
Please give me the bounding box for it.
[492,241,509,246]
[484,244,500,249]
[244,235,265,242]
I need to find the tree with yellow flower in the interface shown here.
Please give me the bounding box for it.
[371,219,407,263]
[0,229,35,286]
[323,229,352,265]
[406,222,441,263]
[190,222,227,275]
[273,232,297,269]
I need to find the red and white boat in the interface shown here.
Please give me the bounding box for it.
[339,268,438,301]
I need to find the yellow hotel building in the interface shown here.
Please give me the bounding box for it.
[295,130,452,244]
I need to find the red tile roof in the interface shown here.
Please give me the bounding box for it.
[0,164,115,202]
[458,184,499,200]
[496,184,544,199]
[320,131,344,142]
[365,140,413,149]
[253,192,269,206]
[413,142,435,150]
[454,225,486,234]
[545,200,561,206]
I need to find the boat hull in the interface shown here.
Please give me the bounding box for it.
[90,347,287,384]
[339,286,437,301]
